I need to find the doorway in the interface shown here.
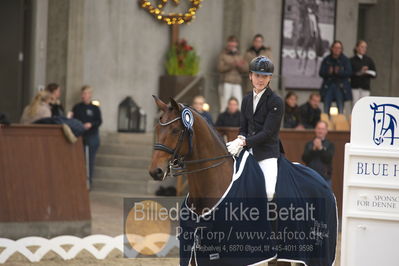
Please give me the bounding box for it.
[0,0,32,123]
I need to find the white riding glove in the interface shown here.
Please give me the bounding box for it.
[226,136,245,157]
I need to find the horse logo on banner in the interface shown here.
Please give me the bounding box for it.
[370,103,399,146]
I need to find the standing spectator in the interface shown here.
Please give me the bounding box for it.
[20,90,52,124]
[215,97,240,127]
[217,36,248,112]
[319,40,352,114]
[350,40,377,104]
[45,83,64,117]
[302,121,335,187]
[244,34,272,93]
[299,93,321,129]
[192,95,213,126]
[245,34,272,61]
[283,92,303,129]
[72,85,102,186]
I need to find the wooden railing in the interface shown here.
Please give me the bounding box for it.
[0,125,90,224]
[216,127,350,217]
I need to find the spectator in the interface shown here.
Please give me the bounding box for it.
[319,40,352,114]
[350,40,377,104]
[283,92,303,129]
[192,95,213,126]
[244,34,272,93]
[45,83,65,117]
[0,112,10,126]
[217,35,248,112]
[215,97,240,127]
[244,34,272,63]
[72,85,102,186]
[302,121,335,187]
[299,93,321,129]
[20,90,52,124]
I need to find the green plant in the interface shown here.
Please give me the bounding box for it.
[165,39,200,76]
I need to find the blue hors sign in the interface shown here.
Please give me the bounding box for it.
[341,97,399,266]
[355,161,399,178]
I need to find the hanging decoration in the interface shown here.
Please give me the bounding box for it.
[139,0,202,25]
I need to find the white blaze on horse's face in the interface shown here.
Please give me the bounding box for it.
[370,103,399,146]
[373,108,384,145]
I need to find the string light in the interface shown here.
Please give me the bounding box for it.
[139,0,202,25]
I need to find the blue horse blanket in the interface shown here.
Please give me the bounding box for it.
[178,151,337,266]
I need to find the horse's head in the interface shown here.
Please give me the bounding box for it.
[370,103,385,145]
[149,96,192,180]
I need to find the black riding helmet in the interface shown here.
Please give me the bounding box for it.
[249,56,274,76]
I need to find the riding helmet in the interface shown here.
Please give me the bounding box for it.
[249,56,274,76]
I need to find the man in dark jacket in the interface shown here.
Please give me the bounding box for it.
[299,93,322,129]
[72,85,102,186]
[302,121,335,187]
[215,97,240,127]
[227,56,284,201]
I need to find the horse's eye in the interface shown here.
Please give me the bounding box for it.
[377,119,381,123]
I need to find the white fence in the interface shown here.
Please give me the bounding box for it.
[0,234,179,263]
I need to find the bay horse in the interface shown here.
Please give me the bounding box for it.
[149,96,336,266]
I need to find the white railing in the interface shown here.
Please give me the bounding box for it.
[0,234,178,263]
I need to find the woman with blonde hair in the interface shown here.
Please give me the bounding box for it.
[20,90,52,124]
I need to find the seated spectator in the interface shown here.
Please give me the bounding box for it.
[283,92,303,129]
[45,83,65,117]
[192,95,213,126]
[217,35,248,112]
[299,93,321,129]
[302,121,335,187]
[0,112,10,126]
[20,90,52,124]
[215,97,240,127]
[72,85,102,186]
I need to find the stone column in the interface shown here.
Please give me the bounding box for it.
[46,0,84,112]
[363,0,399,97]
[222,0,283,91]
[30,0,48,96]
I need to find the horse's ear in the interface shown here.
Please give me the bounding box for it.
[153,95,168,112]
[170,97,181,112]
[370,102,377,110]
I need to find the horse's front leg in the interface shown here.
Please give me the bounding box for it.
[190,256,196,266]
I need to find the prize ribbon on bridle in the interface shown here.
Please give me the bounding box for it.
[181,108,194,155]
[181,108,194,130]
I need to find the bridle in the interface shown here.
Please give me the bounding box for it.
[153,108,232,179]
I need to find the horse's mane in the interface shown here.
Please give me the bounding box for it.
[182,104,228,152]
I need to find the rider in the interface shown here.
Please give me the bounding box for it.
[227,56,284,201]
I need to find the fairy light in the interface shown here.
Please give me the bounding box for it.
[139,0,202,25]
